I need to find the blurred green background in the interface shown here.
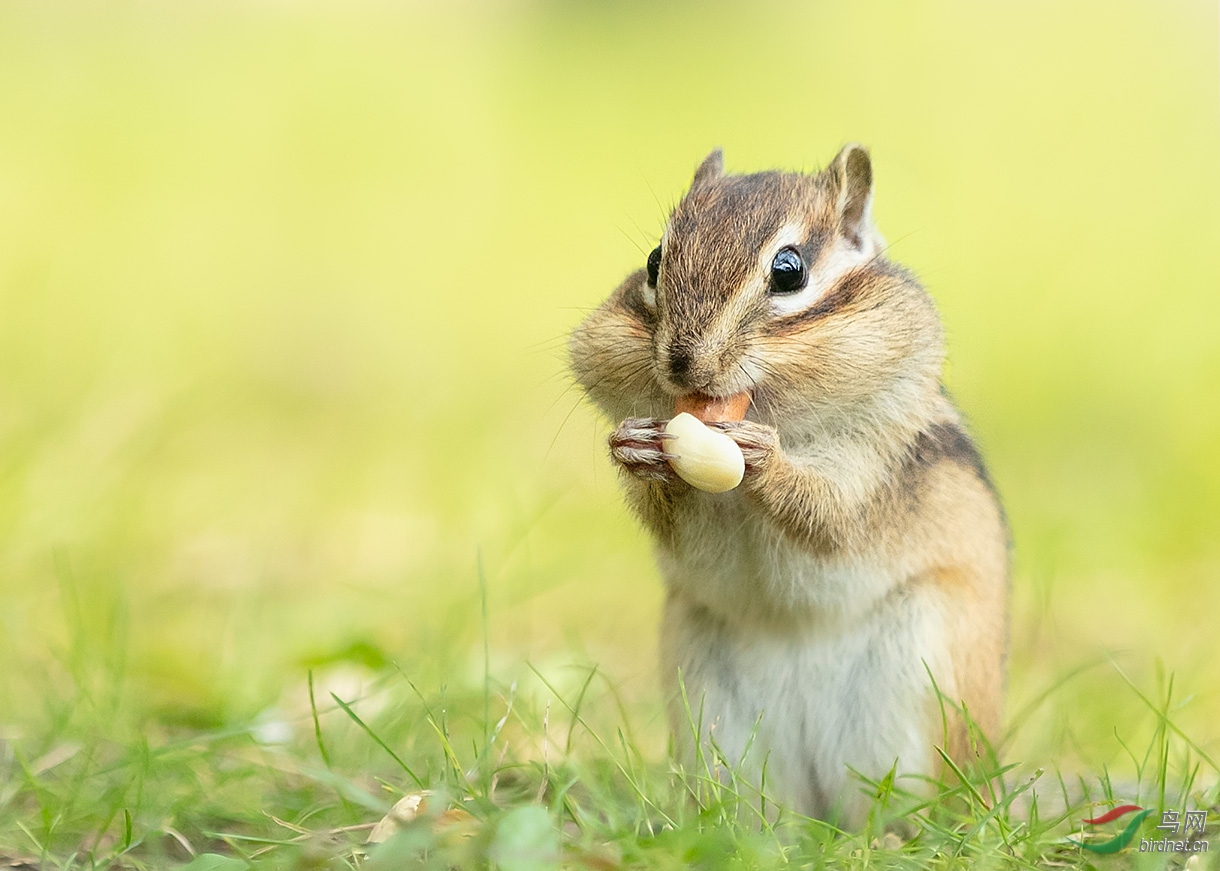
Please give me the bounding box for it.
[0,0,1217,792]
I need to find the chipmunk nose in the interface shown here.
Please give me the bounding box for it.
[668,347,693,379]
[666,345,714,391]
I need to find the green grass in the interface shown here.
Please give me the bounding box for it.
[1,0,1219,867]
[2,639,1218,868]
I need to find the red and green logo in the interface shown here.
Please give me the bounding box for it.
[1069,805,1154,854]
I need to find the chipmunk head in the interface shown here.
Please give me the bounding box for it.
[571,146,944,435]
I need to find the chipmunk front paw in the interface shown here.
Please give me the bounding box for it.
[705,420,779,471]
[609,417,679,482]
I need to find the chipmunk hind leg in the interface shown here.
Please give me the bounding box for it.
[920,565,1007,776]
[824,566,1005,824]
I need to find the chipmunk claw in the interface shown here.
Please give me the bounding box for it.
[705,420,779,469]
[610,417,679,481]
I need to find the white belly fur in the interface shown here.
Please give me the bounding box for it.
[657,491,956,824]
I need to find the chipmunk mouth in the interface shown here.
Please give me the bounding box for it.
[673,391,752,423]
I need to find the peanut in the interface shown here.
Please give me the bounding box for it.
[664,412,745,493]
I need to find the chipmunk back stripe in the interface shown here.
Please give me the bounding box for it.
[919,412,1010,535]
[909,423,991,487]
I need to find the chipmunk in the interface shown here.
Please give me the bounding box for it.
[569,146,1009,826]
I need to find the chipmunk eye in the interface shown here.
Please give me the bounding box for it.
[769,247,807,294]
[646,245,662,288]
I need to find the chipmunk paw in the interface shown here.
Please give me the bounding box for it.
[609,418,679,482]
[705,420,779,470]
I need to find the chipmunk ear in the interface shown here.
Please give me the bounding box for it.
[691,149,724,189]
[831,143,877,252]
